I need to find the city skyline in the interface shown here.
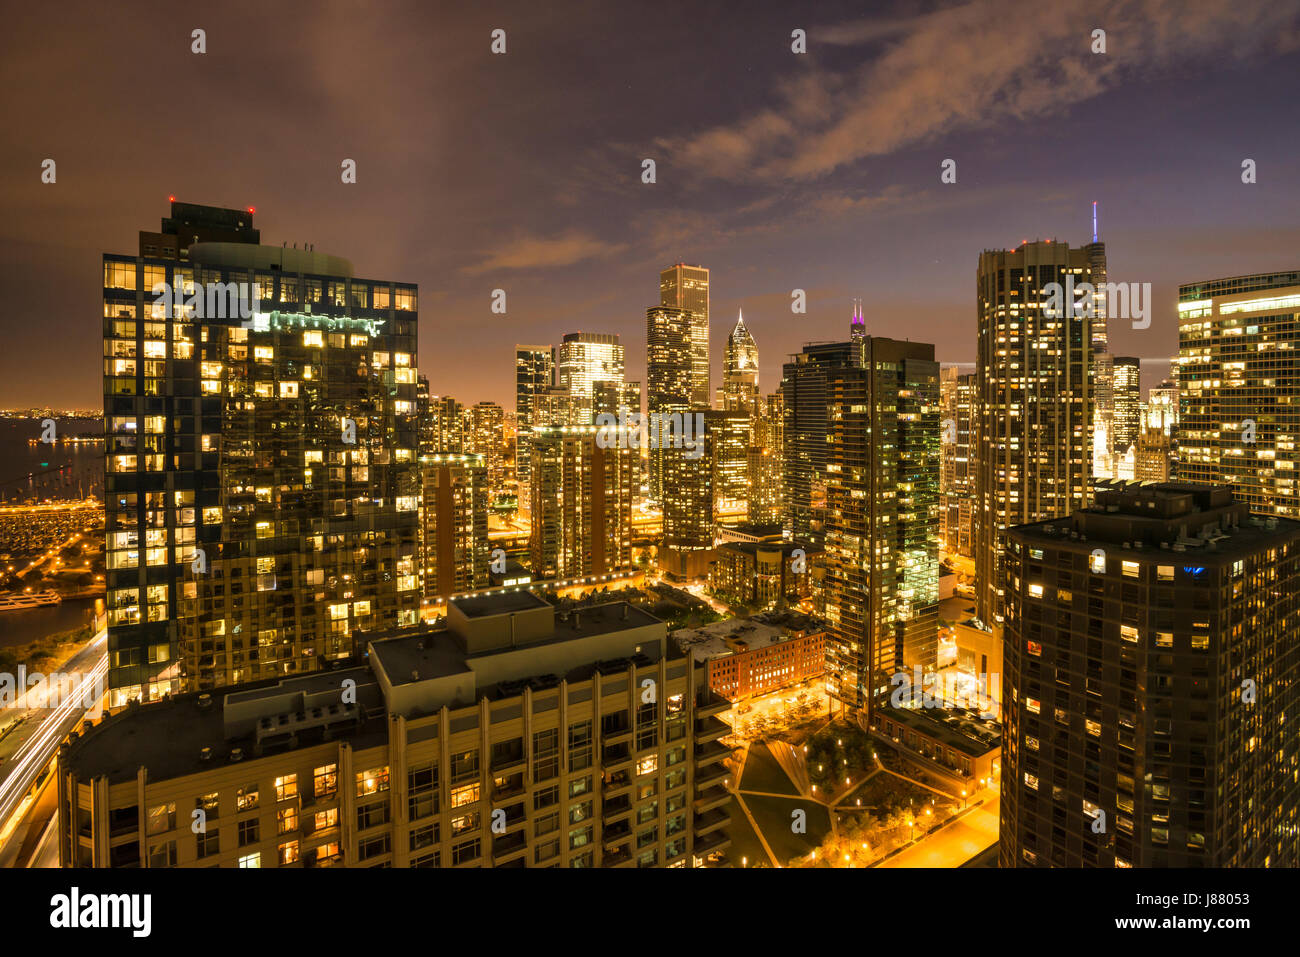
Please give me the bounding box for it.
[5,0,1300,890]
[5,1,1300,410]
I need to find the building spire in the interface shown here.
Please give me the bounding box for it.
[1092,201,1099,243]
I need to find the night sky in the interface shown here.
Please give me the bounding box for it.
[3,0,1299,410]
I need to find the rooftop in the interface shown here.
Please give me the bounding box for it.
[452,590,549,619]
[1012,481,1300,560]
[63,666,386,785]
[883,704,1002,757]
[671,613,824,662]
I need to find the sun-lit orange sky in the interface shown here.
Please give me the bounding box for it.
[3,0,1300,409]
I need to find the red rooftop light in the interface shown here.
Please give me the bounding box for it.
[168,194,175,202]
[248,206,255,214]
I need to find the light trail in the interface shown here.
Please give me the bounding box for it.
[0,630,107,839]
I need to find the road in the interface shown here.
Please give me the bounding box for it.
[877,793,1000,868]
[0,628,107,861]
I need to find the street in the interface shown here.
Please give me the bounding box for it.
[0,627,106,865]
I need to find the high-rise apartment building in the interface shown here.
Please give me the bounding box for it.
[463,401,505,487]
[721,312,759,413]
[746,390,783,524]
[660,418,715,579]
[646,304,699,503]
[59,593,733,869]
[975,240,1095,626]
[781,340,859,546]
[103,201,421,705]
[529,424,633,580]
[658,264,710,408]
[705,410,749,515]
[425,395,464,455]
[533,385,586,429]
[1112,357,1141,455]
[1001,481,1300,867]
[1134,428,1173,482]
[557,332,626,418]
[1086,231,1113,479]
[1147,379,1179,436]
[420,453,489,600]
[515,344,556,490]
[1175,271,1300,517]
[940,367,976,557]
[822,337,941,714]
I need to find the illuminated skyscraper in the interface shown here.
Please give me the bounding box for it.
[646,304,697,502]
[1112,357,1141,455]
[1147,379,1179,435]
[781,340,859,546]
[1134,428,1172,481]
[659,263,710,408]
[974,240,1095,627]
[1175,271,1300,517]
[849,298,865,341]
[463,401,505,487]
[705,410,749,514]
[1001,481,1300,867]
[822,337,941,714]
[940,367,976,557]
[747,390,784,524]
[425,394,464,454]
[533,385,586,428]
[103,200,421,704]
[514,344,555,489]
[721,311,759,413]
[657,405,719,579]
[529,424,634,580]
[557,332,626,409]
[420,452,489,599]
[1086,220,1113,478]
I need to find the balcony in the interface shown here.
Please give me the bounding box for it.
[602,795,633,820]
[491,831,527,861]
[603,772,633,797]
[696,691,730,718]
[603,819,631,842]
[491,773,525,802]
[602,743,634,771]
[602,845,633,867]
[693,830,731,856]
[693,807,730,835]
[695,763,729,789]
[694,715,729,745]
[601,720,633,745]
[695,739,732,766]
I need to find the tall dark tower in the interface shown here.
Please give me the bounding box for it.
[850,298,866,341]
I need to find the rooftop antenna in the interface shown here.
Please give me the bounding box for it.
[1092,201,1099,243]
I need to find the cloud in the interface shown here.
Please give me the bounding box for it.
[662,0,1300,183]
[463,231,627,275]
